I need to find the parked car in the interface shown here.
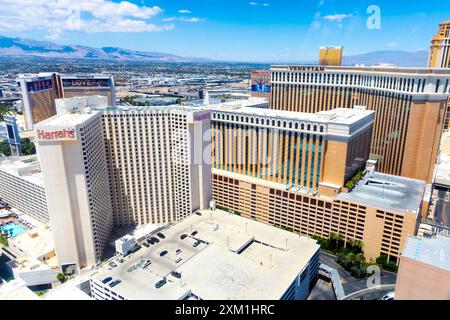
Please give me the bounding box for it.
[191,231,198,236]
[102,276,113,284]
[117,258,124,264]
[152,237,160,243]
[175,256,182,263]
[381,292,395,301]
[193,240,200,247]
[146,238,155,245]
[155,278,167,289]
[108,261,117,268]
[157,232,165,239]
[175,249,182,255]
[180,234,187,240]
[171,271,182,279]
[160,250,168,257]
[109,279,121,288]
[142,242,150,248]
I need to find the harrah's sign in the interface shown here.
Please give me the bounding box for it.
[36,129,77,141]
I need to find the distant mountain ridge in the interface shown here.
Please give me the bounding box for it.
[0,35,203,62]
[0,35,429,66]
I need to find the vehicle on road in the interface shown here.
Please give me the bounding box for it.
[193,240,200,247]
[157,232,165,239]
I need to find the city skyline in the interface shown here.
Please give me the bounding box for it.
[0,0,449,62]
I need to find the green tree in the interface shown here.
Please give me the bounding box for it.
[20,138,36,156]
[0,234,8,247]
[56,273,66,283]
[0,140,11,156]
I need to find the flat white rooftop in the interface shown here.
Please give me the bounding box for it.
[0,155,44,187]
[213,106,374,126]
[37,109,100,127]
[91,209,319,300]
[402,235,450,272]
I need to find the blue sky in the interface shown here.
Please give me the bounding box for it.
[0,0,449,62]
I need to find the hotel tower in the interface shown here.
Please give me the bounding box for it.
[269,65,450,182]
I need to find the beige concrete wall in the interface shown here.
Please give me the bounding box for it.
[396,257,450,300]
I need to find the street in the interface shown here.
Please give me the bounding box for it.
[318,251,397,296]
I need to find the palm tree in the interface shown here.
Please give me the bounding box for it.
[329,232,338,250]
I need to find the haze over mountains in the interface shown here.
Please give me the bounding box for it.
[0,35,428,66]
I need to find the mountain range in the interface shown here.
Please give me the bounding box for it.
[0,35,429,66]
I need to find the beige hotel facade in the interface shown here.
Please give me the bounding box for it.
[211,106,425,263]
[269,65,450,183]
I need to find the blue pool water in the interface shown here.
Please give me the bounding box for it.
[0,223,27,238]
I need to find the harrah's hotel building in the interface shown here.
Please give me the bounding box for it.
[270,65,450,183]
[34,106,211,272]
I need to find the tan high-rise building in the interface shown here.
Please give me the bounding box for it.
[319,46,343,66]
[428,21,450,68]
[270,65,450,182]
[428,21,450,129]
[17,73,63,130]
[210,105,425,263]
[61,75,116,106]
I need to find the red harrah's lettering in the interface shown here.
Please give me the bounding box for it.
[37,129,76,140]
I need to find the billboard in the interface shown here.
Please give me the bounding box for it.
[251,71,271,93]
[62,78,112,88]
[4,115,21,146]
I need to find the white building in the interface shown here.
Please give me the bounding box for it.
[35,98,212,271]
[90,209,320,300]
[0,155,49,223]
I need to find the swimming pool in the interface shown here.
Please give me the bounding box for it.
[0,222,27,238]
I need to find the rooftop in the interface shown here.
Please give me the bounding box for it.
[0,155,44,187]
[402,235,450,272]
[91,209,319,300]
[214,106,373,126]
[337,171,425,213]
[36,109,100,128]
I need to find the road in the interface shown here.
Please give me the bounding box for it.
[319,251,397,296]
[433,190,450,228]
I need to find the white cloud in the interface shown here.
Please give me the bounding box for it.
[323,14,353,22]
[0,0,171,38]
[163,17,204,23]
[387,42,398,47]
[178,9,191,14]
[249,2,270,6]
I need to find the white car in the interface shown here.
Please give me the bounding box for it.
[175,256,182,263]
[381,292,395,300]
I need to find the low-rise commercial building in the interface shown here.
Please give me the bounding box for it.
[0,155,49,223]
[395,235,450,300]
[90,209,320,300]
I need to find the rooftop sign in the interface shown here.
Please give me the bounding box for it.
[36,129,77,141]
